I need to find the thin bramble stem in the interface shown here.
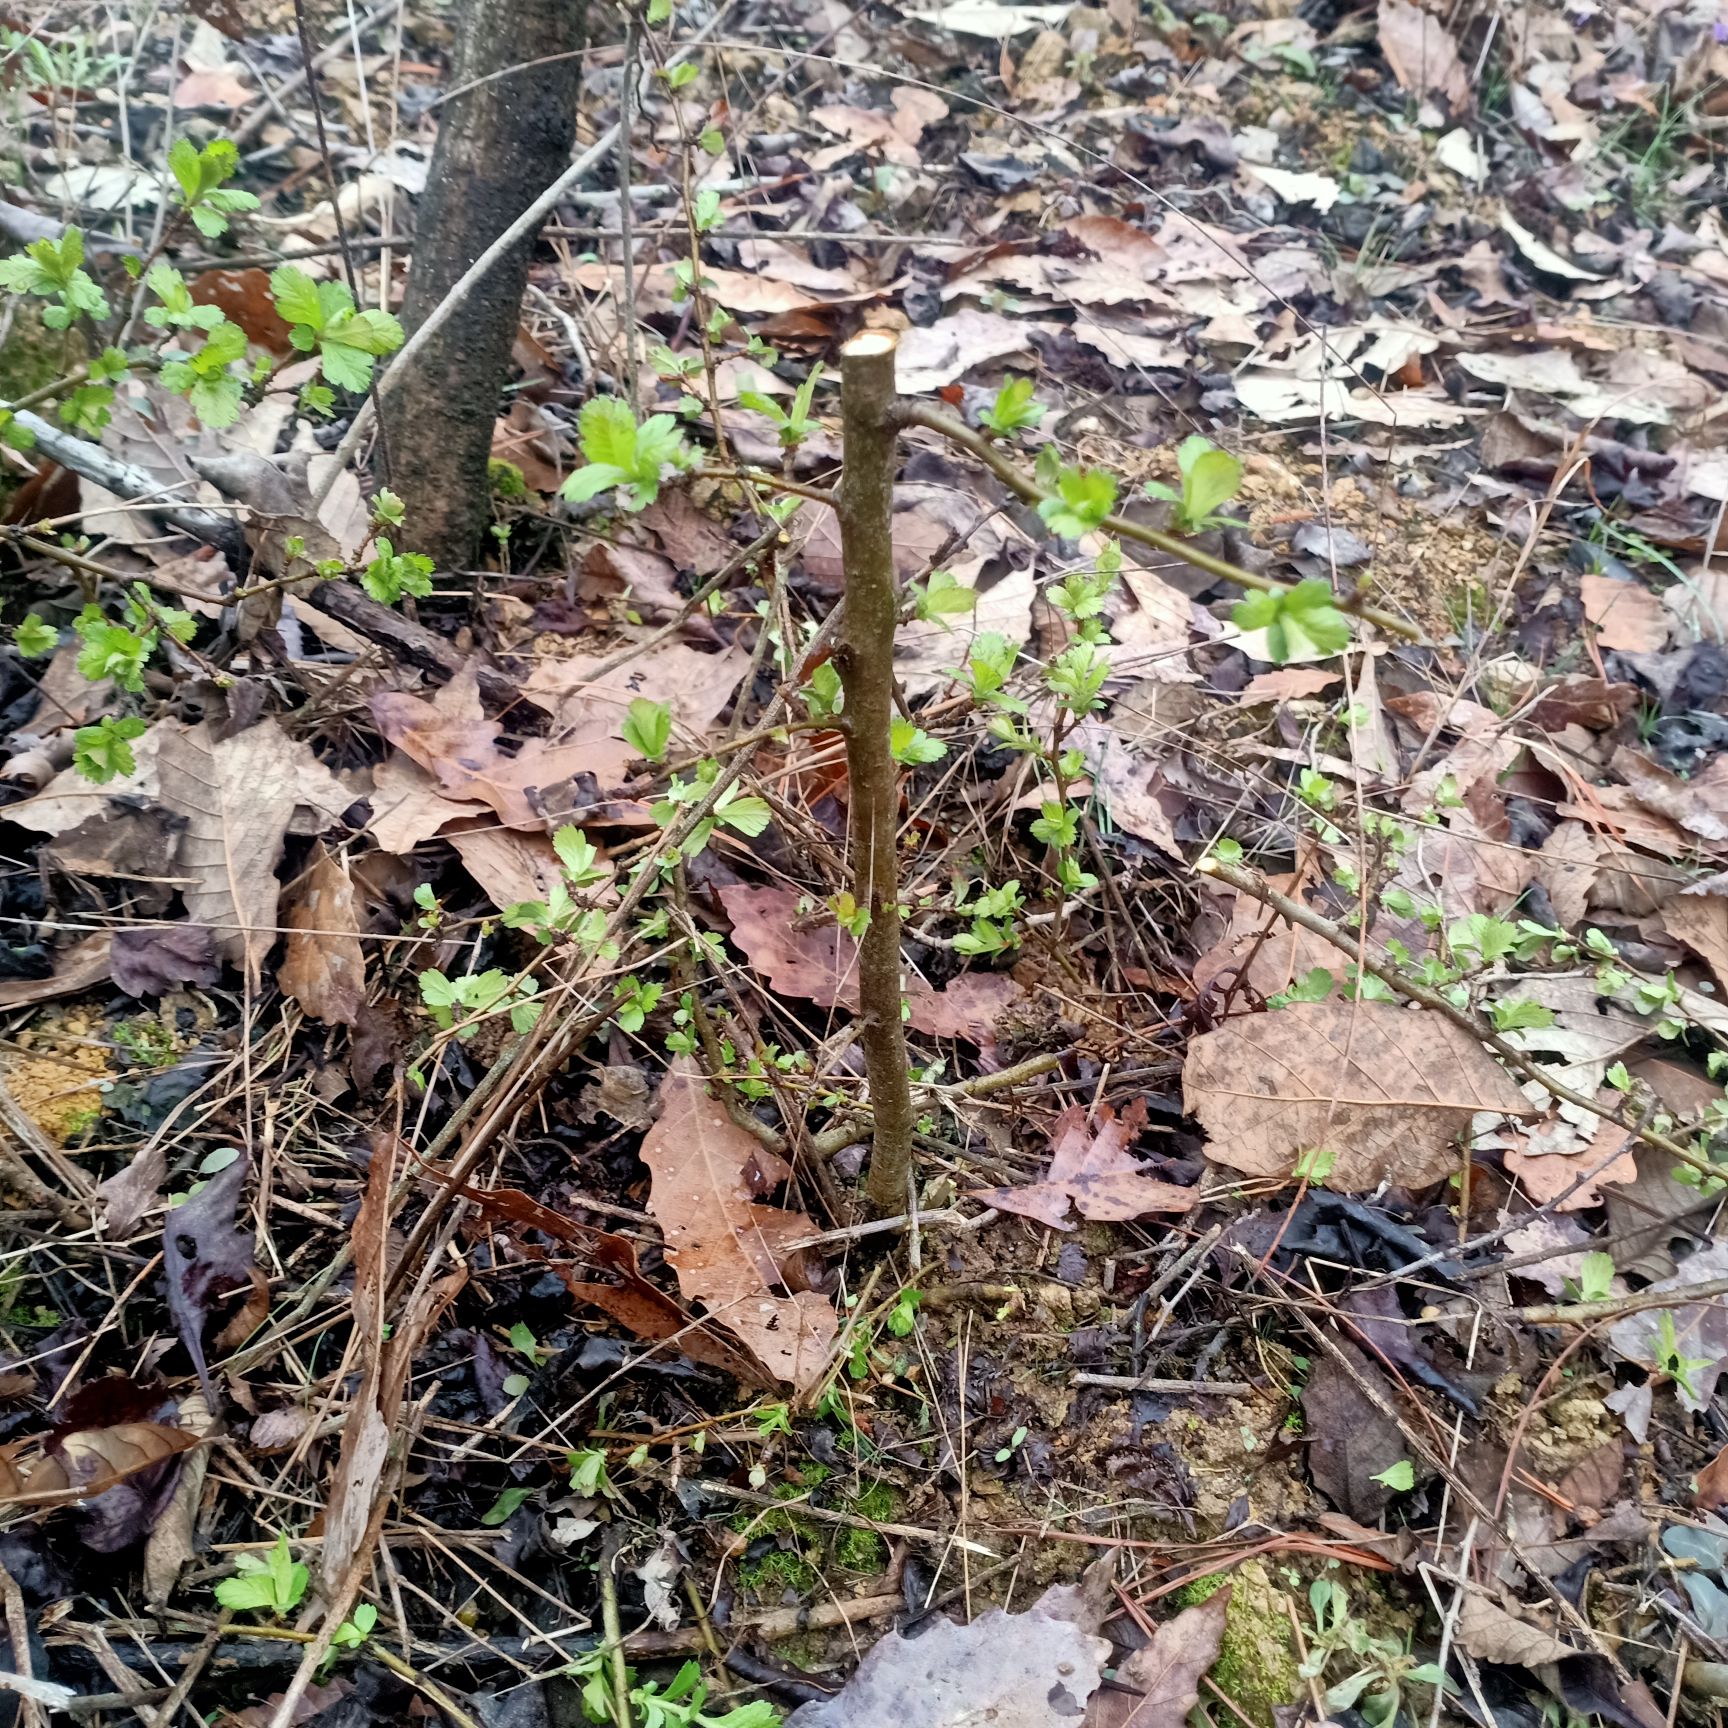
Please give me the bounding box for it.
[837,332,917,1216]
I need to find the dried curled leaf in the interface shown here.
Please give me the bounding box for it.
[0,1421,198,1508]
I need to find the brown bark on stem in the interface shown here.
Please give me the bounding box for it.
[385,0,586,569]
[837,332,917,1216]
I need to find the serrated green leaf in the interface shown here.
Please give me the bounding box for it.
[13,615,57,658]
[577,396,639,469]
[560,463,629,504]
[270,265,326,332]
[622,697,672,761]
[718,795,772,837]
[1181,446,1244,525]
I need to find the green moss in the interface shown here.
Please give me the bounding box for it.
[488,458,528,499]
[734,1469,899,1582]
[1174,1560,1303,1728]
[58,1104,100,1142]
[112,1016,180,1070]
[739,1547,817,1598]
[0,304,72,405]
[833,1525,886,1571]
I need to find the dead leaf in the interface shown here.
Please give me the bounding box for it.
[155,720,352,986]
[143,1392,213,1606]
[1504,1111,1639,1210]
[0,1420,198,1509]
[367,751,476,853]
[1077,724,1182,858]
[1555,1438,1623,1516]
[110,925,221,998]
[641,1062,837,1391]
[893,565,1036,700]
[322,1141,465,1589]
[811,88,948,167]
[1376,0,1469,110]
[786,1602,1108,1728]
[522,641,748,746]
[1190,878,1357,1001]
[1581,573,1668,651]
[173,64,251,107]
[1303,1345,1411,1522]
[163,1153,260,1405]
[1695,1440,1728,1512]
[1455,1592,1576,1666]
[371,663,635,829]
[0,934,113,1006]
[96,1144,166,1236]
[1496,208,1605,284]
[718,884,1026,1044]
[1238,668,1341,704]
[1093,1589,1230,1728]
[972,1099,1198,1228]
[1612,745,1728,843]
[1535,822,1601,929]
[446,824,575,916]
[278,845,365,1026]
[1664,886,1728,993]
[1182,1001,1535,1190]
[189,267,294,352]
[1609,1240,1728,1411]
[895,309,1050,392]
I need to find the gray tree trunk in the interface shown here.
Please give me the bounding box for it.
[388,0,586,569]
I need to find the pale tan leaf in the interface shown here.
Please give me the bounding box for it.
[1665,888,1728,992]
[1535,821,1601,930]
[894,564,1036,700]
[7,718,171,836]
[640,1061,837,1391]
[156,722,347,986]
[1238,668,1341,703]
[1612,745,1728,843]
[1182,1001,1535,1190]
[0,934,112,1006]
[446,824,571,915]
[895,309,1051,392]
[1580,572,1668,652]
[143,1392,214,1607]
[1455,1593,1575,1667]
[278,845,365,1026]
[1504,1113,1639,1210]
[367,752,477,854]
[1377,0,1469,109]
[521,641,749,746]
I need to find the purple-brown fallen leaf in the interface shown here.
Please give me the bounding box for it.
[1088,1587,1230,1728]
[110,924,221,998]
[163,1154,261,1405]
[718,883,1025,1044]
[971,1099,1198,1229]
